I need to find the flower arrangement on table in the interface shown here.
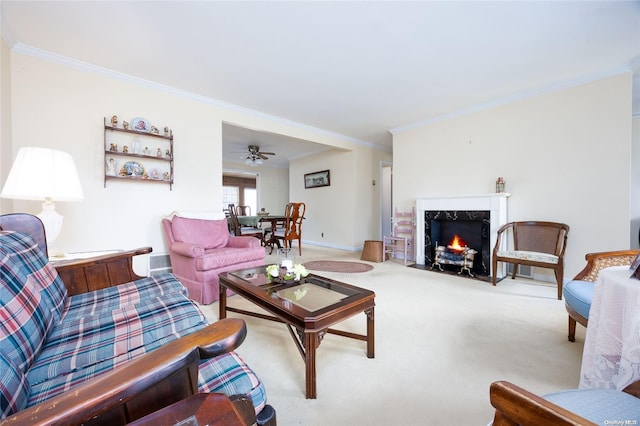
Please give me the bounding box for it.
[266,263,309,283]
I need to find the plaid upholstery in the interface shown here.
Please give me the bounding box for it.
[0,352,29,418]
[198,351,267,415]
[28,291,207,386]
[0,231,268,418]
[62,273,187,319]
[0,232,59,372]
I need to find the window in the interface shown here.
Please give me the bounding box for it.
[222,175,256,212]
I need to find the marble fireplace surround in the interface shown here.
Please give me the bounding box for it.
[416,194,510,279]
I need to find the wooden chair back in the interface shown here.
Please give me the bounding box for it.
[284,202,305,240]
[511,221,569,256]
[275,202,306,255]
[227,205,263,240]
[235,205,251,216]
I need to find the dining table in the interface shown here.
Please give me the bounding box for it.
[226,215,261,228]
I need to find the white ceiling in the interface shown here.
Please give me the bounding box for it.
[2,1,640,168]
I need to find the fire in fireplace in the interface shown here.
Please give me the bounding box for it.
[432,235,478,276]
[424,210,491,278]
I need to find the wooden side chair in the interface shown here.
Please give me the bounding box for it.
[273,202,306,256]
[564,249,640,341]
[492,221,570,300]
[383,207,415,266]
[227,205,264,242]
[236,205,251,216]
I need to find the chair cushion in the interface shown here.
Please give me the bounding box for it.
[196,246,265,271]
[0,352,29,419]
[496,250,559,264]
[544,388,640,423]
[563,280,593,319]
[171,216,229,249]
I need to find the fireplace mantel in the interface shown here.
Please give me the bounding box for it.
[415,194,510,278]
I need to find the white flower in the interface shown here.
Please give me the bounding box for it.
[292,264,309,278]
[266,264,280,277]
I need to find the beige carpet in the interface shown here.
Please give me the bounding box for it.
[198,246,585,426]
[303,260,374,273]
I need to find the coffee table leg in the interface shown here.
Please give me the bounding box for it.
[305,331,318,399]
[366,307,375,358]
[219,284,227,320]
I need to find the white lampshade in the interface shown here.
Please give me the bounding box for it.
[1,147,84,202]
[1,147,84,247]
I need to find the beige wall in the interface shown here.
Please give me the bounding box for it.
[2,50,390,267]
[393,73,633,280]
[1,37,11,214]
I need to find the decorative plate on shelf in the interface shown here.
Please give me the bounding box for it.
[130,117,150,133]
[121,161,144,177]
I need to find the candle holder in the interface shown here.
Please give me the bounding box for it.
[277,248,295,271]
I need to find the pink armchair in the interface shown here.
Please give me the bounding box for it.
[162,215,265,304]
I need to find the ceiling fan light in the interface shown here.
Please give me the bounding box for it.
[255,158,263,165]
[244,157,253,165]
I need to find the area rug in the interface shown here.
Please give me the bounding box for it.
[302,260,373,273]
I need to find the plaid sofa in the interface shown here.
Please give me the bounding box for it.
[0,230,267,420]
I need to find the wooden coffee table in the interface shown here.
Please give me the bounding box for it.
[219,266,375,399]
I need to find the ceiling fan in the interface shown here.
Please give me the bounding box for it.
[243,145,275,166]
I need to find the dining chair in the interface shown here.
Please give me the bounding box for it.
[236,205,252,216]
[273,202,306,256]
[228,205,264,242]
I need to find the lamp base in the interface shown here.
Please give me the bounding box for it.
[37,199,63,249]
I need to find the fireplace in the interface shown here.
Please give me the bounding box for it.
[425,210,490,277]
[416,194,509,280]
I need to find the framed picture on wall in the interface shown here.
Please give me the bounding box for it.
[304,170,330,189]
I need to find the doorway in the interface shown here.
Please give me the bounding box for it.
[381,162,392,238]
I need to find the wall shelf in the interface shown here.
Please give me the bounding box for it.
[103,117,174,190]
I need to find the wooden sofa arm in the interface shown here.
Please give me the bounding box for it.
[489,381,596,426]
[53,247,153,296]
[1,318,247,426]
[572,249,640,282]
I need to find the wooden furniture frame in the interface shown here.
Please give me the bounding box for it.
[566,249,640,342]
[492,221,570,300]
[219,267,375,399]
[490,380,640,426]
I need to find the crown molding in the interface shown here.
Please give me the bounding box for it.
[391,66,638,136]
[10,43,389,152]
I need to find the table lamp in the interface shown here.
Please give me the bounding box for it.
[1,147,84,247]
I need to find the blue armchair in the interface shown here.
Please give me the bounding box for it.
[490,380,640,425]
[563,249,640,342]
